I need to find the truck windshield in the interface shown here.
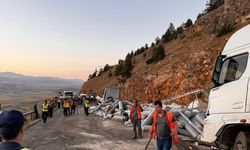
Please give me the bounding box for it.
[219,53,248,84]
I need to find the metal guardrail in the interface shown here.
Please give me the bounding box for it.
[23,111,39,124]
[162,89,209,104]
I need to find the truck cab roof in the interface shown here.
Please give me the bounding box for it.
[222,24,250,55]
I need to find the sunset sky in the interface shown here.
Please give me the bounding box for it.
[0,0,206,80]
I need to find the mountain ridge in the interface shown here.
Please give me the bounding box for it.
[0,72,84,90]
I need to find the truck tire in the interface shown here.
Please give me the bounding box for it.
[233,131,250,150]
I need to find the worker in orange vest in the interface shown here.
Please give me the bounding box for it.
[149,100,179,150]
[130,99,143,139]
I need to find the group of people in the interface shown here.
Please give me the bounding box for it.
[0,96,178,150]
[130,99,179,150]
[41,96,91,121]
[62,99,78,116]
[61,97,91,116]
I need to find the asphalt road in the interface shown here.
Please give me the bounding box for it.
[22,107,159,150]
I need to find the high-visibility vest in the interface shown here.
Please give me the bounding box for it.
[42,103,49,112]
[130,105,142,120]
[21,147,30,150]
[150,111,179,142]
[84,100,90,108]
[64,101,70,108]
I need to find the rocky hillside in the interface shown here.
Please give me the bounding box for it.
[81,0,250,104]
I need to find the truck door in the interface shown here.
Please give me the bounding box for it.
[209,53,249,114]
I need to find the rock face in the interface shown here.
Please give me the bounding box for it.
[81,0,250,104]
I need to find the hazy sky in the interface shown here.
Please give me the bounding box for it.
[0,0,206,80]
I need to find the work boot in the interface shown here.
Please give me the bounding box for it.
[132,136,137,139]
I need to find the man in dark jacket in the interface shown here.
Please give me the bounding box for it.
[0,110,30,150]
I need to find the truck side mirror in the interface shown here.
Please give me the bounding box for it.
[215,56,223,73]
[212,54,226,86]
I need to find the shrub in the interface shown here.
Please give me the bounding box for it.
[146,45,166,64]
[108,70,112,77]
[215,22,234,37]
[176,26,184,34]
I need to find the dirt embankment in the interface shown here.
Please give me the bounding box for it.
[81,0,250,105]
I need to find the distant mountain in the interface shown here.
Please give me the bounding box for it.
[0,72,84,90]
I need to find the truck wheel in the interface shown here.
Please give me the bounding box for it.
[233,131,250,150]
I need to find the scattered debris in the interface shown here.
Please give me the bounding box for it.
[86,87,208,150]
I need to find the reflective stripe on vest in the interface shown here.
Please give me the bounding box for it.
[130,106,142,120]
[42,103,49,112]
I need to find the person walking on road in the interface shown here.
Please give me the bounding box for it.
[149,100,179,150]
[48,102,54,118]
[0,110,30,150]
[84,99,90,116]
[42,100,49,123]
[33,104,39,119]
[63,99,70,116]
[71,100,77,115]
[130,99,143,139]
[57,98,61,109]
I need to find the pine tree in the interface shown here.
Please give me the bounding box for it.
[162,23,176,43]
[103,64,110,72]
[145,43,149,50]
[185,19,193,28]
[155,37,161,45]
[206,0,224,12]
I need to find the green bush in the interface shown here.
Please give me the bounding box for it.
[176,26,184,34]
[216,22,234,37]
[146,45,166,64]
[108,70,112,77]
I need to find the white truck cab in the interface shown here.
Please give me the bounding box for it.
[201,24,250,149]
